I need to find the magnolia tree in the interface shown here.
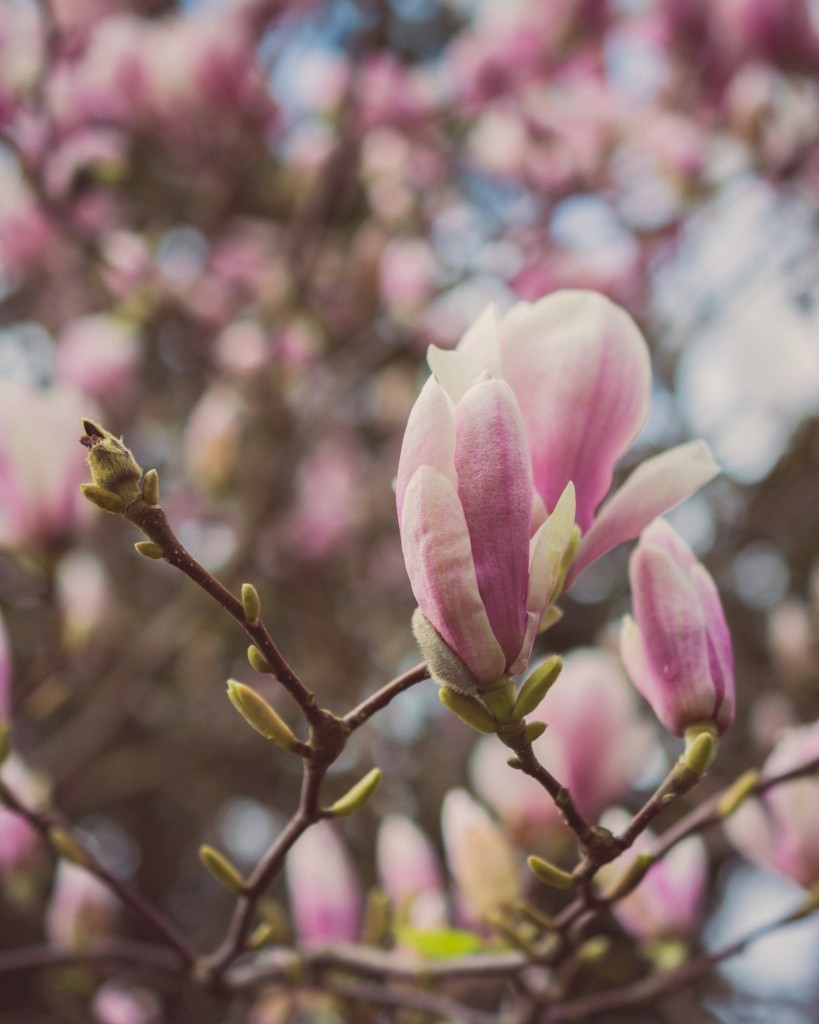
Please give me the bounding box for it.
[2,1,819,1022]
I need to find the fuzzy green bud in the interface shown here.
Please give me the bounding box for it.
[134,541,165,559]
[683,724,718,777]
[226,681,297,750]
[80,419,142,502]
[80,483,125,514]
[199,844,245,894]
[327,768,382,817]
[527,855,574,890]
[412,609,480,694]
[141,468,159,505]
[513,656,563,719]
[438,686,498,734]
[241,584,261,624]
[247,645,271,674]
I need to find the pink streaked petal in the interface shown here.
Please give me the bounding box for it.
[454,379,532,666]
[401,466,506,686]
[427,346,487,404]
[567,441,720,587]
[455,302,502,375]
[619,614,655,707]
[509,483,576,675]
[630,548,715,734]
[396,376,456,528]
[499,290,651,530]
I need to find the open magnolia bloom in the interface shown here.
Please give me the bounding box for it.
[396,362,576,693]
[428,290,720,587]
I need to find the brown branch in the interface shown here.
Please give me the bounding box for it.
[343,661,430,730]
[0,940,184,978]
[0,783,197,969]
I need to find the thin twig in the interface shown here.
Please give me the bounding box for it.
[343,662,429,730]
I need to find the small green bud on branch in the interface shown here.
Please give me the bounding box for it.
[513,656,563,719]
[716,769,760,819]
[241,583,262,624]
[199,844,245,894]
[134,541,165,559]
[247,645,272,674]
[49,826,92,868]
[226,681,299,751]
[327,767,382,817]
[141,468,159,505]
[438,687,498,733]
[527,855,575,890]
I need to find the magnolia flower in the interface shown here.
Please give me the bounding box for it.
[397,363,575,692]
[377,814,448,929]
[621,518,734,738]
[285,823,361,946]
[430,290,719,586]
[470,649,657,849]
[0,380,92,550]
[0,755,41,874]
[598,808,708,943]
[441,789,521,926]
[724,720,819,889]
[46,861,119,951]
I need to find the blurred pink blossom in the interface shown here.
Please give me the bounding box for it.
[0,755,42,875]
[0,380,92,550]
[0,611,9,719]
[183,386,245,495]
[471,649,656,849]
[91,982,159,1024]
[46,861,119,951]
[441,789,521,926]
[56,551,111,652]
[599,808,708,944]
[285,822,361,947]
[725,719,819,889]
[377,814,448,930]
[55,314,141,402]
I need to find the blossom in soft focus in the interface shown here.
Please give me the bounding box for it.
[598,808,708,944]
[471,649,656,849]
[285,823,361,946]
[91,982,159,1024]
[56,551,111,651]
[0,380,92,550]
[0,756,41,875]
[55,315,141,402]
[621,518,735,737]
[724,719,819,888]
[397,350,576,692]
[0,611,9,719]
[377,814,448,929]
[441,789,521,926]
[434,290,719,586]
[183,385,245,494]
[46,861,119,951]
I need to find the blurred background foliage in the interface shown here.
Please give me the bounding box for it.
[1,0,819,1020]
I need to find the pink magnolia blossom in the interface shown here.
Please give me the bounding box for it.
[471,649,656,848]
[285,823,361,947]
[377,814,447,929]
[621,518,735,737]
[599,808,708,943]
[724,720,819,889]
[55,314,141,402]
[0,380,92,550]
[397,357,576,692]
[0,755,41,874]
[46,861,119,951]
[441,789,521,926]
[431,290,719,587]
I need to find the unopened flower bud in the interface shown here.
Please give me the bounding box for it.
[328,768,382,817]
[226,681,297,750]
[134,541,164,559]
[241,583,261,623]
[526,855,574,890]
[247,644,271,674]
[438,686,498,733]
[141,468,159,505]
[513,656,563,719]
[80,419,142,504]
[199,844,245,894]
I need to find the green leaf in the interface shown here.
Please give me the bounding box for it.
[395,926,484,959]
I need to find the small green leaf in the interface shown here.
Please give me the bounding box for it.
[396,926,484,959]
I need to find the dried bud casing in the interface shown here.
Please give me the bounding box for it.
[412,609,480,695]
